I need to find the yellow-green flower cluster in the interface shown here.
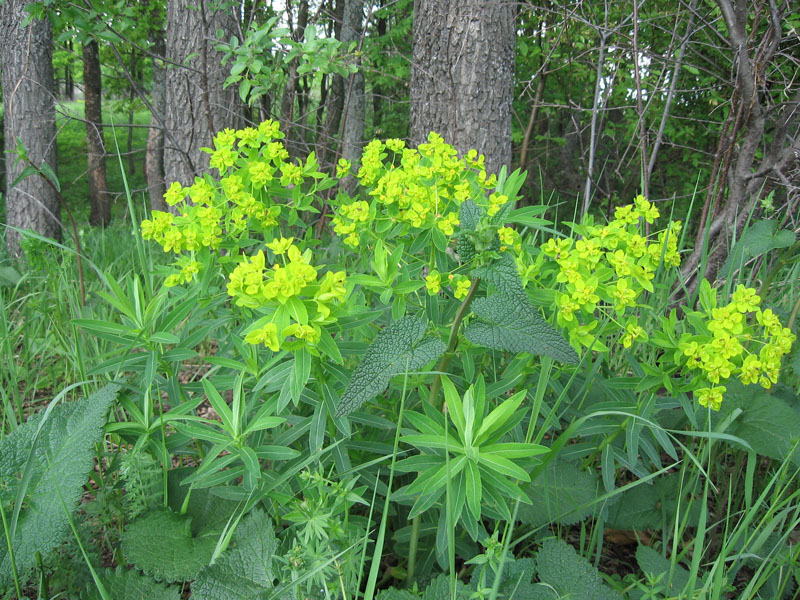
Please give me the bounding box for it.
[675,284,795,410]
[541,196,681,350]
[141,120,326,282]
[423,269,472,300]
[332,133,497,248]
[227,239,348,352]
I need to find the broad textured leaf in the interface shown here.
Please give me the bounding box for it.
[423,574,470,600]
[520,459,600,526]
[471,252,529,307]
[459,199,484,232]
[335,316,446,416]
[377,589,418,600]
[469,557,538,600]
[535,538,623,600]
[721,220,795,275]
[606,474,700,530]
[86,567,180,600]
[0,384,119,586]
[122,509,216,582]
[635,545,690,599]
[723,385,800,465]
[192,509,277,599]
[465,294,578,364]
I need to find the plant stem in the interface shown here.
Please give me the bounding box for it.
[406,513,420,586]
[428,277,481,412]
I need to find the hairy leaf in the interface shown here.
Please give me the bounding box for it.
[471,252,529,306]
[192,509,277,599]
[335,316,446,416]
[535,538,623,600]
[520,459,600,526]
[465,294,578,364]
[121,509,217,582]
[635,545,690,599]
[0,384,119,586]
[723,385,800,465]
[86,567,180,600]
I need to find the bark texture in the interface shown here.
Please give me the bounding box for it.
[409,0,515,176]
[340,0,366,193]
[83,40,110,226]
[164,0,243,191]
[146,27,167,211]
[0,0,61,256]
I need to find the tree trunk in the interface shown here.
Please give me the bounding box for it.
[164,0,243,192]
[83,40,110,226]
[409,0,515,176]
[146,31,167,211]
[340,0,365,193]
[0,0,61,256]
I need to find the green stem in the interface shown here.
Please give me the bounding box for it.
[428,278,481,412]
[406,514,420,586]
[406,279,481,584]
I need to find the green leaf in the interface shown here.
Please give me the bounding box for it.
[0,385,119,586]
[192,509,277,599]
[535,538,623,600]
[122,509,217,582]
[519,459,601,526]
[0,266,22,286]
[86,567,180,600]
[635,544,691,598]
[335,316,446,416]
[465,294,578,364]
[722,384,800,465]
[721,220,796,276]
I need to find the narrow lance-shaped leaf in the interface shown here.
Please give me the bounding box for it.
[335,316,446,417]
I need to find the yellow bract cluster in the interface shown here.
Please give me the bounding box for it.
[227,239,347,352]
[141,120,324,283]
[424,270,472,300]
[332,133,497,248]
[677,285,795,410]
[542,196,681,350]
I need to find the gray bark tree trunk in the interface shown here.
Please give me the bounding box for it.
[409,0,515,176]
[83,40,110,226]
[146,28,167,211]
[164,0,243,192]
[0,0,61,256]
[340,0,365,194]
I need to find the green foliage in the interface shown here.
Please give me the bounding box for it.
[519,459,601,527]
[634,544,691,599]
[336,316,446,417]
[398,376,547,534]
[87,567,181,600]
[121,509,219,583]
[719,382,800,465]
[465,293,578,364]
[191,509,277,599]
[0,384,119,587]
[534,538,623,600]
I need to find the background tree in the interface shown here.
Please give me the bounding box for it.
[1,0,61,256]
[163,0,244,188]
[82,39,110,226]
[409,0,516,175]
